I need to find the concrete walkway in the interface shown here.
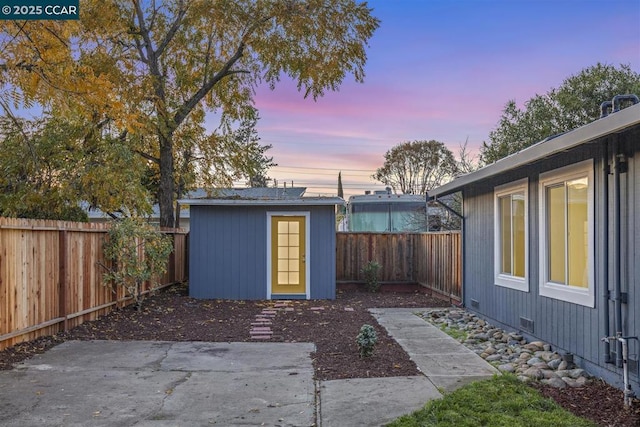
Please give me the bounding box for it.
[0,308,498,427]
[319,308,498,426]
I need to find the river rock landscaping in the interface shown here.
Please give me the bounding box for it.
[418,308,592,388]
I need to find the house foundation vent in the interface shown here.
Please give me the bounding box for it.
[519,317,534,333]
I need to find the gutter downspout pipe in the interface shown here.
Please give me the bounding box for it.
[602,142,611,363]
[612,137,624,368]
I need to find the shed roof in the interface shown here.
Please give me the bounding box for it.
[429,103,640,198]
[205,187,307,199]
[179,187,343,206]
[179,197,344,207]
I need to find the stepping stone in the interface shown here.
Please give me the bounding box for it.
[251,327,272,332]
[344,307,354,312]
[255,315,273,320]
[262,310,278,315]
[250,335,271,340]
[250,331,273,337]
[285,308,295,312]
[273,303,289,308]
[310,307,325,311]
[251,322,272,326]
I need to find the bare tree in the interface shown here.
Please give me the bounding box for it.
[373,140,458,195]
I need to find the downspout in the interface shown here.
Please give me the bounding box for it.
[612,136,624,368]
[600,94,639,365]
[602,141,611,362]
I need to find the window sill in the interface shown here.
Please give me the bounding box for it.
[539,281,594,307]
[495,275,528,292]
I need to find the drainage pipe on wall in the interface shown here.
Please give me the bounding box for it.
[602,141,611,363]
[612,137,624,368]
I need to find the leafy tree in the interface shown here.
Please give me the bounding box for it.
[220,111,275,190]
[167,111,275,226]
[0,113,149,221]
[1,1,380,227]
[481,63,640,164]
[102,218,173,310]
[373,140,458,195]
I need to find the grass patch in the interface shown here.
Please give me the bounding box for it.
[386,375,596,427]
[438,323,467,341]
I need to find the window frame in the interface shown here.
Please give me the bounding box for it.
[493,178,529,291]
[538,160,595,307]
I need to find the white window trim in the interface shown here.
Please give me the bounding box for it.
[538,160,595,307]
[266,211,311,300]
[494,178,529,291]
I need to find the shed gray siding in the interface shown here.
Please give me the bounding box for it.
[462,128,640,393]
[189,205,336,300]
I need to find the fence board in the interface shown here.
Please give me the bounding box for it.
[336,232,461,301]
[0,217,187,350]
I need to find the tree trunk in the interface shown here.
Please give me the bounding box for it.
[158,133,175,228]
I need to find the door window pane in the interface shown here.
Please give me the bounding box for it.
[273,218,304,290]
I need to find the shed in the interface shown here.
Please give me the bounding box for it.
[429,101,640,394]
[179,188,343,300]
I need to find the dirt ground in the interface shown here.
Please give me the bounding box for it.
[1,283,638,426]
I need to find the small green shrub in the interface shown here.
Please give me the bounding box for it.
[102,217,173,309]
[356,324,378,358]
[361,260,382,292]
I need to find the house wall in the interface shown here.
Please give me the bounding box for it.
[462,126,640,393]
[189,205,336,300]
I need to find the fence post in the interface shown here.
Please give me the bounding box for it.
[58,230,68,332]
[168,232,176,283]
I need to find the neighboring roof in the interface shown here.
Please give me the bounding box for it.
[179,197,344,207]
[429,103,640,198]
[348,193,425,204]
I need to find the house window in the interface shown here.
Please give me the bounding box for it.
[539,160,594,307]
[494,179,528,291]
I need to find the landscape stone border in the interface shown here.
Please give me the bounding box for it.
[416,308,591,389]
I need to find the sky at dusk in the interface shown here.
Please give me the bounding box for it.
[240,0,640,199]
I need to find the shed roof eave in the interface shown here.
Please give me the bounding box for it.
[429,103,640,198]
[177,197,345,207]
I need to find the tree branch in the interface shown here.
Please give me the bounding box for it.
[154,0,188,58]
[134,149,160,164]
[172,41,247,128]
[0,98,40,168]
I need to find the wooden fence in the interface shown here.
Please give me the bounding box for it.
[0,217,188,350]
[336,231,461,302]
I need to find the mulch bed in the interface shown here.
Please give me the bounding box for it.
[1,283,639,426]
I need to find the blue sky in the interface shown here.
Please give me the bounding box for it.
[246,0,640,198]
